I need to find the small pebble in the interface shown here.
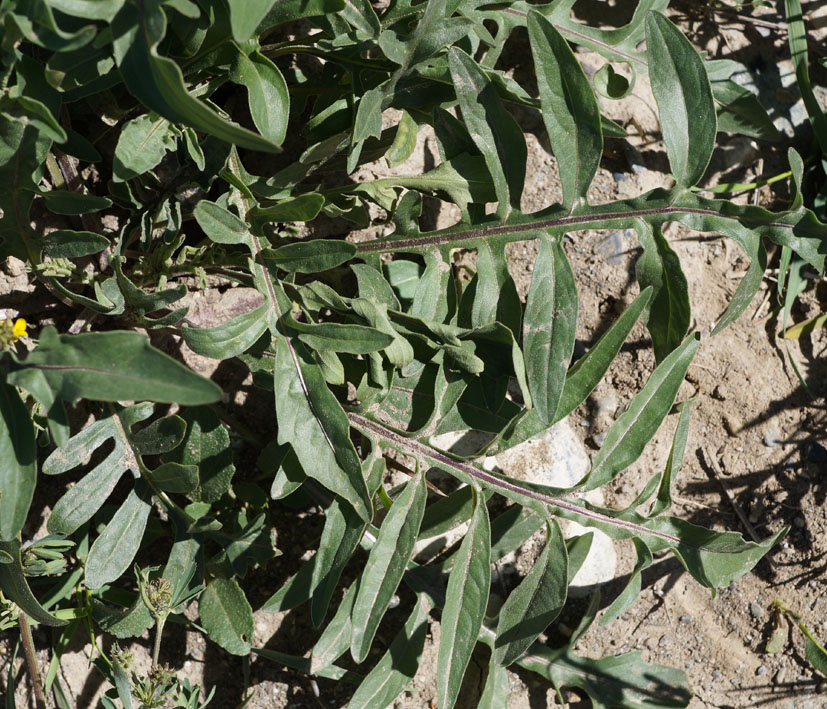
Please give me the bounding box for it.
[712,670,722,680]
[757,665,768,676]
[774,668,786,684]
[724,414,741,437]
[613,172,627,182]
[794,517,806,529]
[592,432,607,447]
[658,635,673,648]
[764,426,781,447]
[750,602,765,619]
[679,615,693,624]
[807,442,827,462]
[712,384,728,401]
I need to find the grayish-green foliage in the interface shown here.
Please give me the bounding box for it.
[0,0,823,706]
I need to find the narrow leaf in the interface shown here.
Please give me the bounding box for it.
[584,333,699,490]
[350,471,427,662]
[437,490,490,709]
[645,12,715,188]
[523,234,577,424]
[448,48,526,217]
[555,286,653,421]
[181,303,269,360]
[0,540,66,626]
[0,383,36,540]
[229,0,277,42]
[635,222,690,362]
[349,594,432,709]
[494,519,568,666]
[528,12,603,209]
[232,50,289,146]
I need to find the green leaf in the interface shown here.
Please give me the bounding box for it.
[85,483,152,589]
[6,95,67,143]
[273,336,371,521]
[635,221,690,362]
[709,73,780,141]
[528,12,603,209]
[437,490,490,709]
[494,519,568,666]
[285,315,394,354]
[385,111,418,168]
[112,0,279,153]
[41,230,109,258]
[250,194,325,225]
[523,234,577,424]
[594,63,632,99]
[228,0,277,42]
[263,239,355,274]
[0,540,66,626]
[350,470,426,662]
[40,190,111,215]
[146,462,198,494]
[785,0,827,154]
[310,445,382,627]
[164,407,235,503]
[232,50,289,146]
[765,615,787,653]
[181,302,269,360]
[261,559,315,613]
[193,200,251,245]
[520,641,692,708]
[311,582,358,673]
[599,538,653,626]
[555,286,653,422]
[378,0,472,68]
[112,113,178,181]
[349,593,432,709]
[340,0,380,36]
[584,333,699,490]
[805,637,827,677]
[645,12,715,188]
[0,383,36,541]
[199,577,254,656]
[448,47,525,218]
[647,398,694,518]
[353,86,384,144]
[8,326,221,405]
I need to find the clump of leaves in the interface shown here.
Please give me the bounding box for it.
[0,0,824,707]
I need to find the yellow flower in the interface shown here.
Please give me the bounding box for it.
[12,318,27,340]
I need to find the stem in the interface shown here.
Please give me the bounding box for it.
[152,614,167,669]
[18,612,46,709]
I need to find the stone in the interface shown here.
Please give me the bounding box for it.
[436,418,617,596]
